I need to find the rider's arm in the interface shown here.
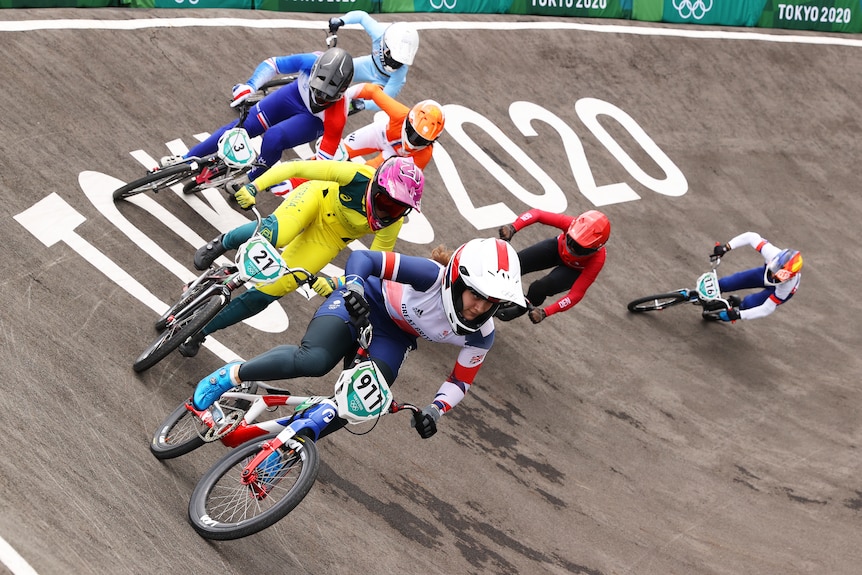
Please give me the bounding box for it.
[339,10,387,39]
[431,331,493,414]
[511,209,573,233]
[543,249,606,317]
[368,220,403,252]
[345,250,441,292]
[380,66,409,102]
[251,159,364,191]
[409,146,434,170]
[245,53,316,91]
[726,231,769,253]
[316,97,350,160]
[355,83,410,119]
[738,296,780,320]
[738,275,799,320]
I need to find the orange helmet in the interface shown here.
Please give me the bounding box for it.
[403,100,445,151]
[566,210,610,256]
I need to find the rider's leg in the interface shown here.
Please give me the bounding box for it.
[248,97,323,180]
[495,238,561,321]
[192,218,273,271]
[525,266,580,307]
[718,266,766,292]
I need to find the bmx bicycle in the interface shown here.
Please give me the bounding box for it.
[626,256,738,319]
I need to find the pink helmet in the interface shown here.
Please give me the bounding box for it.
[365,157,424,231]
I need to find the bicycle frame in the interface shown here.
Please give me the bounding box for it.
[627,256,731,314]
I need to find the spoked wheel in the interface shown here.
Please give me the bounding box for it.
[150,402,206,460]
[113,164,196,201]
[627,292,691,312]
[154,267,233,332]
[132,293,227,373]
[188,434,320,540]
[150,383,261,460]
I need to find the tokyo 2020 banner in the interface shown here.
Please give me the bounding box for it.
[758,0,862,32]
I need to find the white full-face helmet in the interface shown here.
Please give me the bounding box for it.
[441,238,526,335]
[381,23,419,71]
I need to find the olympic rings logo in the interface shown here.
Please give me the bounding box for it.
[672,0,713,20]
[430,0,458,9]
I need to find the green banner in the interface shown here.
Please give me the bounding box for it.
[257,0,376,13]
[632,0,662,21]
[382,0,513,13]
[758,0,862,32]
[131,0,251,7]
[509,0,624,17]
[662,0,767,26]
[1,0,122,5]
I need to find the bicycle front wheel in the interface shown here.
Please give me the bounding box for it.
[113,164,195,201]
[132,293,227,372]
[627,292,690,312]
[150,402,206,460]
[188,434,320,540]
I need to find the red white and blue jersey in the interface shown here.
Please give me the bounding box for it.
[722,232,801,320]
[345,250,495,414]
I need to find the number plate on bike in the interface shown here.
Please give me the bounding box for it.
[696,271,721,300]
[333,360,393,424]
[217,128,256,169]
[238,237,285,283]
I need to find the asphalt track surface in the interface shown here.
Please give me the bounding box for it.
[1,8,861,575]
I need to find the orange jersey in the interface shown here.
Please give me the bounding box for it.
[344,84,434,170]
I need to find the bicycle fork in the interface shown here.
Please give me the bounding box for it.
[240,401,337,499]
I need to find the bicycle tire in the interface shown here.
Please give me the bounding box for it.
[112,164,195,201]
[627,292,690,313]
[258,75,297,96]
[150,402,206,460]
[132,292,227,373]
[154,268,230,331]
[188,433,320,540]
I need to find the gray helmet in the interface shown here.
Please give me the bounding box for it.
[309,47,354,106]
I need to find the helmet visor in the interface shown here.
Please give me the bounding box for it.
[468,287,503,305]
[371,183,412,226]
[404,121,434,148]
[566,235,598,256]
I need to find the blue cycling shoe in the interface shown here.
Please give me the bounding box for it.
[193,361,243,410]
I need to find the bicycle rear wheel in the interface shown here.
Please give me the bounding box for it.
[113,164,195,201]
[627,291,690,312]
[133,292,227,372]
[188,434,320,540]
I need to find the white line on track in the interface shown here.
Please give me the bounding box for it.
[0,536,37,575]
[0,17,861,47]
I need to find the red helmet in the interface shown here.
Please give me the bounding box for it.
[565,210,610,256]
